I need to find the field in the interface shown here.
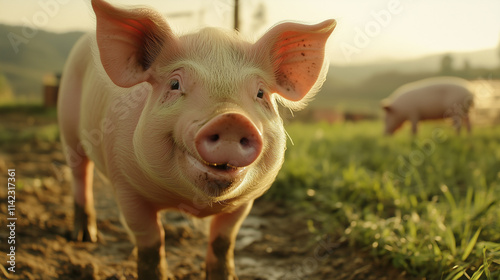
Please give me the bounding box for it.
[0,106,499,279]
[271,120,500,279]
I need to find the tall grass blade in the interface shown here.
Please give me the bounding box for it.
[462,228,481,261]
[445,266,465,280]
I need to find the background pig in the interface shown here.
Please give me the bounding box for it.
[381,77,474,135]
[57,0,336,279]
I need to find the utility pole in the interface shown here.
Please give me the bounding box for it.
[234,0,239,31]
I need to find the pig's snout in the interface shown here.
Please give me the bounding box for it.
[195,113,263,169]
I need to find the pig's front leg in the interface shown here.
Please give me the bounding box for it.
[410,117,419,135]
[452,114,463,134]
[71,157,98,242]
[116,189,169,280]
[464,114,471,134]
[206,201,253,280]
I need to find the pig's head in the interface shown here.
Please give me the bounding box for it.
[91,0,335,206]
[381,102,406,135]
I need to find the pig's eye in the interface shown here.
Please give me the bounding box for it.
[257,89,264,99]
[170,79,180,90]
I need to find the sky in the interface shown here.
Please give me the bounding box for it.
[1,0,499,65]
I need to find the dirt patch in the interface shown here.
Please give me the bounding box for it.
[0,111,421,280]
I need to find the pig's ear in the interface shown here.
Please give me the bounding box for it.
[381,99,392,112]
[256,19,336,109]
[91,0,177,88]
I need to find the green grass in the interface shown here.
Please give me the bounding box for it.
[267,121,500,280]
[1,103,498,278]
[0,104,59,144]
[0,103,57,116]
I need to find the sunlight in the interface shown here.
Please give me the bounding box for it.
[0,0,498,65]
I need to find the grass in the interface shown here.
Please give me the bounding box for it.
[2,103,498,279]
[0,103,58,116]
[0,104,59,144]
[267,121,500,280]
[0,123,60,144]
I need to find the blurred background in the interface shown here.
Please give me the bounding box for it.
[1,0,499,123]
[1,1,499,279]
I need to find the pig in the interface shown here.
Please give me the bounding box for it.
[381,77,474,135]
[57,0,336,279]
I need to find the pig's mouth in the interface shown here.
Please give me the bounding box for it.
[185,153,247,198]
[201,160,238,171]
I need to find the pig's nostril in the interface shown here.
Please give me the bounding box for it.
[195,113,263,168]
[209,134,219,142]
[240,137,249,146]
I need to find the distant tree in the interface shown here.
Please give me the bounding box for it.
[463,59,470,71]
[0,74,14,104]
[251,2,267,33]
[462,59,471,77]
[234,0,239,31]
[498,32,500,69]
[440,54,453,74]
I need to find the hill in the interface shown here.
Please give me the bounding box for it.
[0,23,498,109]
[0,24,84,100]
[329,48,499,85]
[313,49,500,113]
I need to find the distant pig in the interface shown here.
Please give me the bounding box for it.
[381,77,474,135]
[57,0,336,279]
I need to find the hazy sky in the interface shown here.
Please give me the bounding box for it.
[1,0,499,65]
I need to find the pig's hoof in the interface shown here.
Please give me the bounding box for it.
[206,269,238,280]
[206,273,238,280]
[72,224,98,242]
[73,203,98,242]
[137,244,170,280]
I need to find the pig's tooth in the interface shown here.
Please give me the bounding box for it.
[200,159,238,171]
[226,163,237,170]
[199,158,214,166]
[214,163,237,171]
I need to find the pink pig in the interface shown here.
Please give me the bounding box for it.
[57,0,336,279]
[381,77,474,135]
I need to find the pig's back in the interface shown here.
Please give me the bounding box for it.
[58,34,96,161]
[391,77,472,114]
[59,33,114,176]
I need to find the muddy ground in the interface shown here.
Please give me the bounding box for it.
[0,111,420,280]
